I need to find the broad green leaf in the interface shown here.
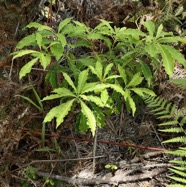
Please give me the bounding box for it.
[158,44,174,76]
[144,43,158,57]
[19,57,38,79]
[130,88,155,97]
[39,53,50,69]
[44,105,63,123]
[127,94,136,116]
[77,69,89,94]
[26,22,53,31]
[161,45,186,68]
[80,95,104,107]
[96,19,114,33]
[118,65,127,85]
[119,29,146,37]
[12,50,39,60]
[63,72,77,93]
[142,20,155,36]
[53,87,75,96]
[73,21,88,32]
[89,65,98,77]
[96,61,103,79]
[105,75,120,80]
[126,73,143,88]
[51,42,64,61]
[157,36,186,43]
[70,40,91,48]
[80,100,96,136]
[36,33,42,49]
[107,84,126,98]
[140,61,152,87]
[104,63,113,78]
[101,89,109,105]
[56,99,75,127]
[42,94,64,101]
[81,83,99,94]
[58,17,72,33]
[56,33,67,46]
[156,24,163,38]
[16,34,36,49]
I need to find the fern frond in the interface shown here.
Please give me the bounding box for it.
[168,169,186,181]
[163,137,186,144]
[143,94,186,186]
[170,160,186,165]
[159,127,183,133]
[167,149,186,157]
[168,176,186,184]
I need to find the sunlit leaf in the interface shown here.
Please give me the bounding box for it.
[63,72,77,92]
[56,99,75,127]
[80,100,96,136]
[77,69,89,94]
[19,57,38,79]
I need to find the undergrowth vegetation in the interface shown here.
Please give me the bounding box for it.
[11,16,186,186]
[12,18,186,135]
[143,94,186,187]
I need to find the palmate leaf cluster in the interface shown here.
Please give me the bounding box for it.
[12,18,186,135]
[143,95,186,186]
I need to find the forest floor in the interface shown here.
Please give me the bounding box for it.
[0,0,186,186]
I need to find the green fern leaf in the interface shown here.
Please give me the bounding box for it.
[158,115,174,119]
[159,127,183,133]
[167,184,186,187]
[163,137,186,143]
[169,168,186,179]
[159,121,178,126]
[170,160,186,165]
[80,100,96,136]
[168,176,186,184]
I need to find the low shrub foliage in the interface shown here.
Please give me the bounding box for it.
[12,18,186,135]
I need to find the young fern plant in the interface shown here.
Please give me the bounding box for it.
[143,95,186,187]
